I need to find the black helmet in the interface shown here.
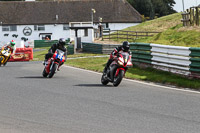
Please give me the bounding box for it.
[58,38,66,46]
[122,41,130,51]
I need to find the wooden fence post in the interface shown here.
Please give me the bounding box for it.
[196,7,199,26]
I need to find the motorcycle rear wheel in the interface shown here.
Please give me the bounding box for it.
[113,70,124,87]
[49,63,58,78]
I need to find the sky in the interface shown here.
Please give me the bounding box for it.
[173,0,200,12]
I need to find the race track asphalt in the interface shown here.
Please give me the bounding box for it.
[0,61,200,133]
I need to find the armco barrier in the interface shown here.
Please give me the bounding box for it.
[9,48,33,62]
[131,42,200,78]
[34,39,70,48]
[34,40,58,48]
[82,42,120,54]
[67,45,74,55]
[82,43,103,54]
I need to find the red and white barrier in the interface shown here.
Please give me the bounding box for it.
[9,48,33,62]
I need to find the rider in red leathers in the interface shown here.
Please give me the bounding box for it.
[104,41,131,72]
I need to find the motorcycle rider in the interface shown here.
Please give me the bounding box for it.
[44,38,67,70]
[104,41,131,72]
[1,40,16,56]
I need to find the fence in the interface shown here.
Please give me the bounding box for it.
[34,39,70,48]
[102,30,160,41]
[182,6,200,26]
[82,42,120,54]
[67,45,74,55]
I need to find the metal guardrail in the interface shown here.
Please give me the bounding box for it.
[131,43,200,78]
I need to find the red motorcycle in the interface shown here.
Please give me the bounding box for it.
[43,49,65,78]
[101,51,132,86]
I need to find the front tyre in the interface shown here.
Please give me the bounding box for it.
[42,68,48,77]
[0,56,3,67]
[101,73,109,85]
[48,63,58,78]
[3,56,10,66]
[113,70,124,87]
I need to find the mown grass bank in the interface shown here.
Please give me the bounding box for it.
[114,13,200,47]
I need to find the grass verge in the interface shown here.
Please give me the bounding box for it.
[33,47,106,61]
[66,57,200,90]
[33,48,200,90]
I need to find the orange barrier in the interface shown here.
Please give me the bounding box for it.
[9,48,33,62]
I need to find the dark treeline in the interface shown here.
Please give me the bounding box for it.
[127,0,177,19]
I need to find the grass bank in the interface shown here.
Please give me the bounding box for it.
[114,13,200,47]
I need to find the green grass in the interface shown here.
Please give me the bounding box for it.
[33,47,49,61]
[135,24,200,47]
[66,57,200,90]
[112,13,200,47]
[33,47,106,61]
[125,13,182,32]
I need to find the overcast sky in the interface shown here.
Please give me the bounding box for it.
[173,0,200,12]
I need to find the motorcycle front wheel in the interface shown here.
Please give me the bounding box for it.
[3,56,10,66]
[0,56,4,67]
[113,70,124,87]
[101,72,109,85]
[48,63,58,78]
[42,68,48,77]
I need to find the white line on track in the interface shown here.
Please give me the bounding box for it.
[63,65,200,94]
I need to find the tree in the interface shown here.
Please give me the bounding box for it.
[127,0,176,19]
[0,0,25,1]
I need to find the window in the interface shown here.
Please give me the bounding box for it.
[34,25,37,31]
[34,25,45,31]
[84,29,88,37]
[63,24,69,30]
[2,25,17,31]
[39,33,52,40]
[10,25,17,31]
[2,26,9,31]
[106,23,109,28]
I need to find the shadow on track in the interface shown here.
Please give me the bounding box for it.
[74,84,113,87]
[17,76,46,79]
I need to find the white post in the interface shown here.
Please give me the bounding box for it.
[182,0,185,12]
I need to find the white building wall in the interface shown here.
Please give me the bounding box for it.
[0,24,70,47]
[0,22,140,48]
[69,22,94,43]
[93,23,140,31]
[70,29,93,43]
[108,23,139,30]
